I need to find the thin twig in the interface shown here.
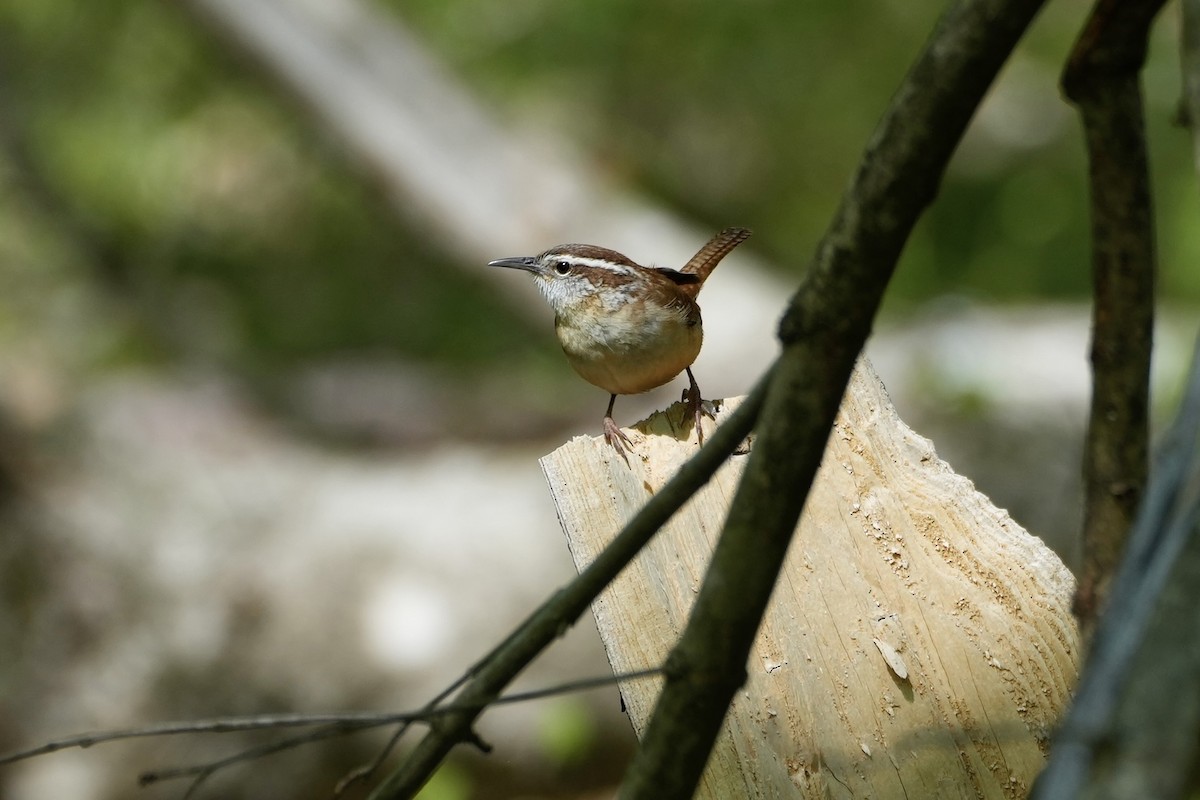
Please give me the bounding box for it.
[620,0,1051,795]
[331,666,661,797]
[141,727,364,797]
[3,377,760,800]
[0,716,379,767]
[366,370,773,799]
[1062,0,1164,628]
[333,725,407,798]
[0,668,662,773]
[329,655,479,796]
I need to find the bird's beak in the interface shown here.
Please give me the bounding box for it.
[487,256,540,274]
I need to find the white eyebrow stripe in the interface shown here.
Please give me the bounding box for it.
[554,256,638,275]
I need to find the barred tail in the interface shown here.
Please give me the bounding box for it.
[679,227,752,294]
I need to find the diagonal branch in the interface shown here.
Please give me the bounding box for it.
[620,0,1051,795]
[365,369,774,799]
[1061,0,1165,628]
[1031,332,1200,797]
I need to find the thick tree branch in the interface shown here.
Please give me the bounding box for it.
[1032,333,1200,798]
[619,0,1049,796]
[365,371,772,799]
[1030,4,1200,790]
[1062,0,1164,627]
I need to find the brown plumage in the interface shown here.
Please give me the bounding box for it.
[678,227,752,295]
[489,227,751,461]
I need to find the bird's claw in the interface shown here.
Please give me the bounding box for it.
[603,415,634,465]
[682,368,710,446]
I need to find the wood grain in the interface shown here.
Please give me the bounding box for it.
[540,359,1079,799]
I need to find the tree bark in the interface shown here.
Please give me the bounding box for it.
[1032,336,1200,799]
[618,0,1051,794]
[1062,0,1164,628]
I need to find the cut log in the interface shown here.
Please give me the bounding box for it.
[540,358,1079,799]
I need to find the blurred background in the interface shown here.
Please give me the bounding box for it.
[0,0,1197,798]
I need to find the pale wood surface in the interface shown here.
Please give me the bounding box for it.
[540,359,1079,799]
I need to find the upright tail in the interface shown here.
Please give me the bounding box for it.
[678,227,752,295]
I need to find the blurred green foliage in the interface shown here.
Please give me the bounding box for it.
[413,763,472,800]
[398,0,1200,308]
[0,0,1196,375]
[535,697,599,767]
[0,0,542,372]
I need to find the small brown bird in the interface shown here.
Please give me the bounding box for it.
[489,227,751,459]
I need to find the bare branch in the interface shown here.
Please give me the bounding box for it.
[139,728,361,799]
[333,725,407,798]
[1062,0,1165,629]
[0,668,661,787]
[620,0,1051,795]
[1032,332,1200,797]
[365,371,772,799]
[0,715,387,769]
[331,666,660,796]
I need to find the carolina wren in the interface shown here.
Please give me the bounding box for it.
[489,227,751,459]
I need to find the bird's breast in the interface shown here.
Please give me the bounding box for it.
[554,298,703,395]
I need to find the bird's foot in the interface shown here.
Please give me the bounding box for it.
[603,415,634,464]
[681,367,710,446]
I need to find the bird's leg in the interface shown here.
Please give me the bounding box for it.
[683,367,707,446]
[603,393,634,463]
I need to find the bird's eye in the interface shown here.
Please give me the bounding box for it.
[554,260,571,275]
